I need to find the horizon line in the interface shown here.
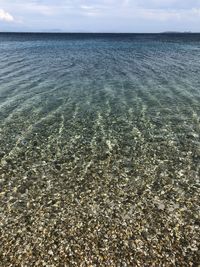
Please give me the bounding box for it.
[0,31,198,34]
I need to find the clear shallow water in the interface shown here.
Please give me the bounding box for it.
[0,33,200,265]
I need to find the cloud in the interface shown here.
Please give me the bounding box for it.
[21,3,56,16]
[0,0,200,32]
[0,8,14,22]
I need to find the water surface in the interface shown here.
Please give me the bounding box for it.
[0,33,199,266]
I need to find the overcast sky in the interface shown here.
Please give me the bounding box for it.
[0,0,200,32]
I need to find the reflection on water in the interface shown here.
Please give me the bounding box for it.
[0,33,200,266]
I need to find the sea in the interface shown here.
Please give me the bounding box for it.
[0,33,199,265]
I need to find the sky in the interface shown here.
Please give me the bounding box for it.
[0,0,200,32]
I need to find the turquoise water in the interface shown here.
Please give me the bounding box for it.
[0,33,199,265]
